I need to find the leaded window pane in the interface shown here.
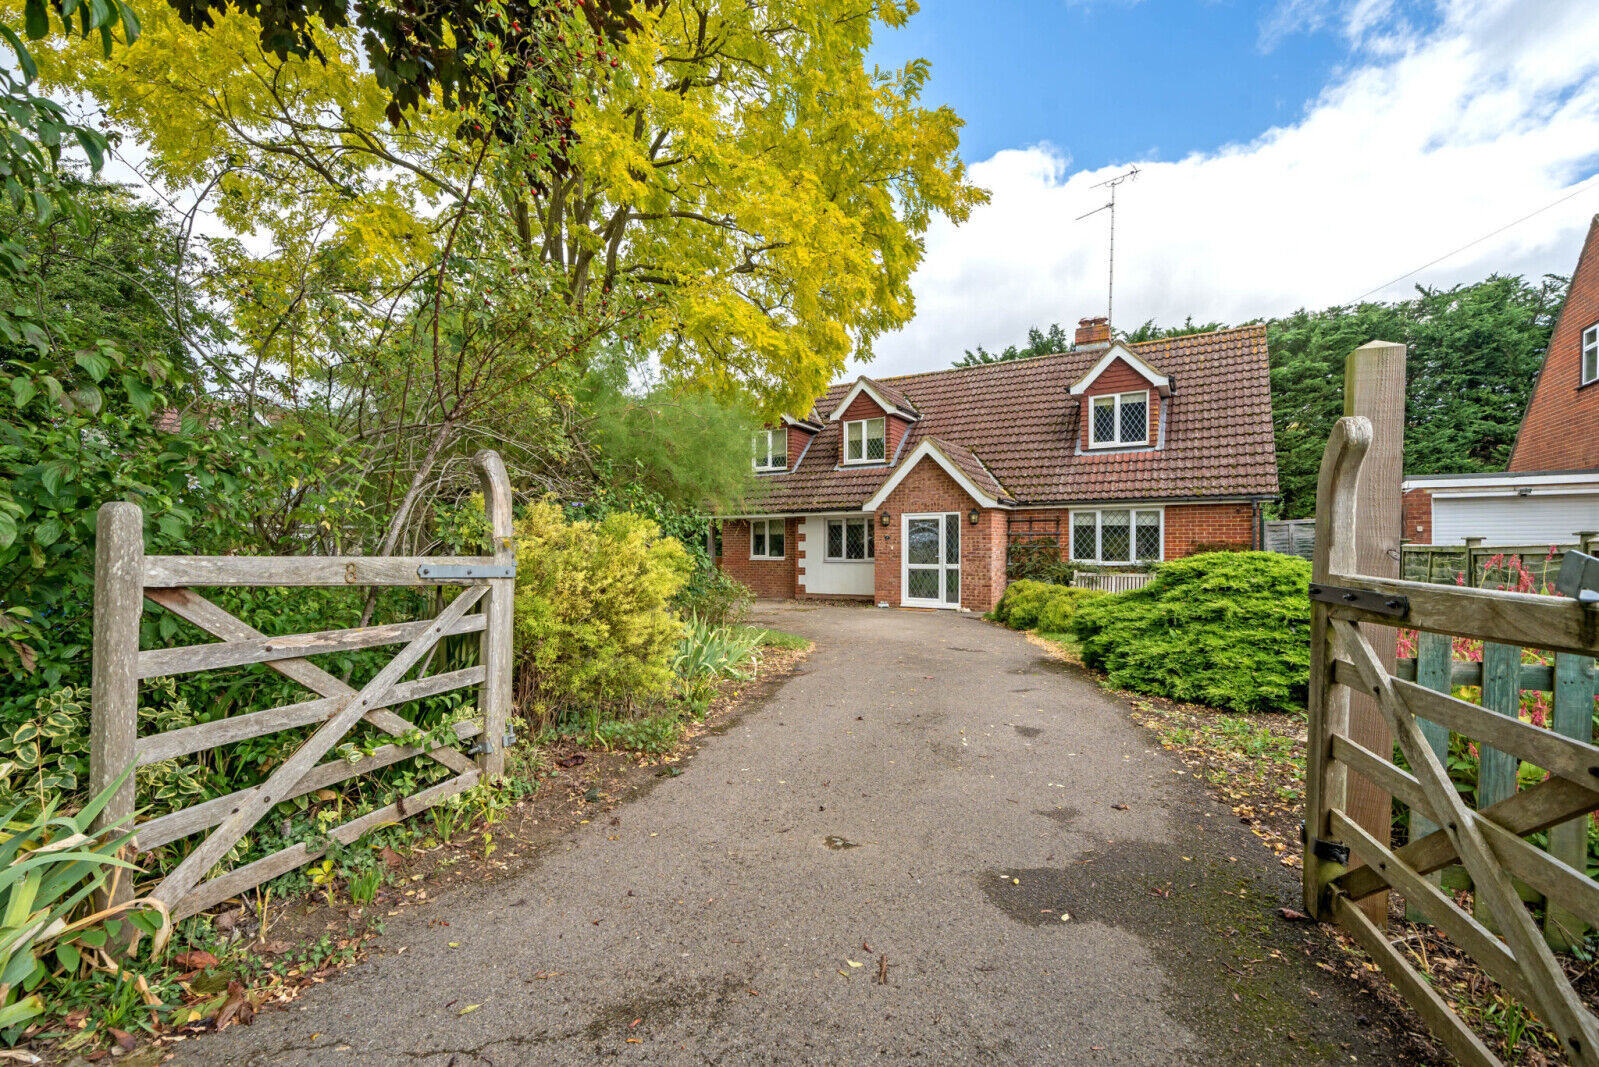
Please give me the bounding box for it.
[907,568,938,599]
[866,524,875,558]
[752,524,766,557]
[1135,511,1161,560]
[945,513,960,564]
[1119,394,1147,442]
[945,567,960,605]
[845,521,865,560]
[768,524,784,558]
[1092,397,1116,443]
[866,418,885,460]
[846,422,862,461]
[828,520,844,559]
[907,519,939,565]
[1073,517,1097,560]
[1101,510,1131,563]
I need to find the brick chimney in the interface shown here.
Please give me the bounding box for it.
[1075,316,1110,348]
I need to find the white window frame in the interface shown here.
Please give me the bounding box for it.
[1070,507,1164,564]
[824,517,875,562]
[749,518,785,560]
[843,417,887,465]
[753,428,787,472]
[1087,390,1150,448]
[1583,323,1598,386]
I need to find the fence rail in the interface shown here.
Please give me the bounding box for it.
[1072,571,1155,593]
[90,449,516,920]
[1306,417,1599,1066]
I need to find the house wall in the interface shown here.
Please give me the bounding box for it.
[797,516,875,598]
[786,427,814,468]
[1510,217,1599,472]
[1403,487,1433,543]
[1077,358,1161,450]
[717,518,798,598]
[871,460,1007,612]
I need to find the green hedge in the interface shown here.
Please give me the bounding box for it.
[1066,552,1311,714]
[992,580,1103,632]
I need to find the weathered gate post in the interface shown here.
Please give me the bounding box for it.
[474,450,515,780]
[90,501,143,908]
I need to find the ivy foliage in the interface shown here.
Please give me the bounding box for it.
[1067,552,1313,715]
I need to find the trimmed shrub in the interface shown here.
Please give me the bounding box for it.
[511,498,692,727]
[992,580,1102,632]
[1067,552,1311,714]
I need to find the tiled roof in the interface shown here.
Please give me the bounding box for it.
[857,376,919,416]
[742,325,1278,513]
[919,437,1012,503]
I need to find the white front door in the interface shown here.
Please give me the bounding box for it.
[902,513,961,608]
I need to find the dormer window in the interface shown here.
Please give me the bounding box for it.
[844,417,886,464]
[1089,391,1149,448]
[1583,324,1598,386]
[753,428,786,471]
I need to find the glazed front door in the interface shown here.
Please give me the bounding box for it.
[902,513,960,608]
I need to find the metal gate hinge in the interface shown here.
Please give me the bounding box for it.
[1307,582,1409,617]
[418,563,516,581]
[467,728,518,756]
[1312,837,1350,865]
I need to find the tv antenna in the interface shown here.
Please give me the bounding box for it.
[1076,166,1139,330]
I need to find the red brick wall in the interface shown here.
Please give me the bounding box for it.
[1402,487,1433,543]
[717,519,798,598]
[1079,358,1160,449]
[838,392,912,462]
[786,426,813,468]
[872,460,1007,612]
[1163,503,1255,556]
[1511,216,1599,472]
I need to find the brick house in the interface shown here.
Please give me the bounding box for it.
[1402,215,1599,546]
[714,319,1280,613]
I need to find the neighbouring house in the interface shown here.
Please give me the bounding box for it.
[1403,215,1599,547]
[712,318,1279,613]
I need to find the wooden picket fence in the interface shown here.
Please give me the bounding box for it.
[1306,417,1599,1066]
[1071,571,1155,593]
[89,450,516,921]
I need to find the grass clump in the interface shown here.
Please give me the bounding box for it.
[1067,552,1311,714]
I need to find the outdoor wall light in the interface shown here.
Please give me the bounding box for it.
[880,511,891,526]
[968,508,980,525]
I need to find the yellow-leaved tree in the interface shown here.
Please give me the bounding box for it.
[28,0,983,413]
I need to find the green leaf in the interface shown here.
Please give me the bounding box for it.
[10,375,35,409]
[54,942,80,972]
[0,24,39,82]
[23,0,48,39]
[115,0,139,42]
[75,351,112,381]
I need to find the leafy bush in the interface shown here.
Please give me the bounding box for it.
[992,580,1102,632]
[1006,540,1074,585]
[1067,552,1312,714]
[673,567,754,627]
[511,498,692,728]
[673,617,763,682]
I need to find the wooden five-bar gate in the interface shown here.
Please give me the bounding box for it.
[90,450,516,920]
[1306,418,1599,1066]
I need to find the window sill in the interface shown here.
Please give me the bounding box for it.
[754,468,788,476]
[749,556,785,562]
[823,558,875,564]
[839,461,889,469]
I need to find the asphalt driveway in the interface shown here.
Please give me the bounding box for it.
[176,603,1411,1065]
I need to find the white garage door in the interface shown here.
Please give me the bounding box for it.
[1432,494,1599,546]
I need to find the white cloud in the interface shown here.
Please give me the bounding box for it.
[860,0,1599,378]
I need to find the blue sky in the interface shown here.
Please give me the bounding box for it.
[870,0,1392,169]
[862,0,1599,378]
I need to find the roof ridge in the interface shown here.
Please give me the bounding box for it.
[859,324,1264,390]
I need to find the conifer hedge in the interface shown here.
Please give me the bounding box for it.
[1067,552,1312,714]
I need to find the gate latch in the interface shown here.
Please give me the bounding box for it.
[1557,550,1599,606]
[1299,823,1350,865]
[1307,582,1409,617]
